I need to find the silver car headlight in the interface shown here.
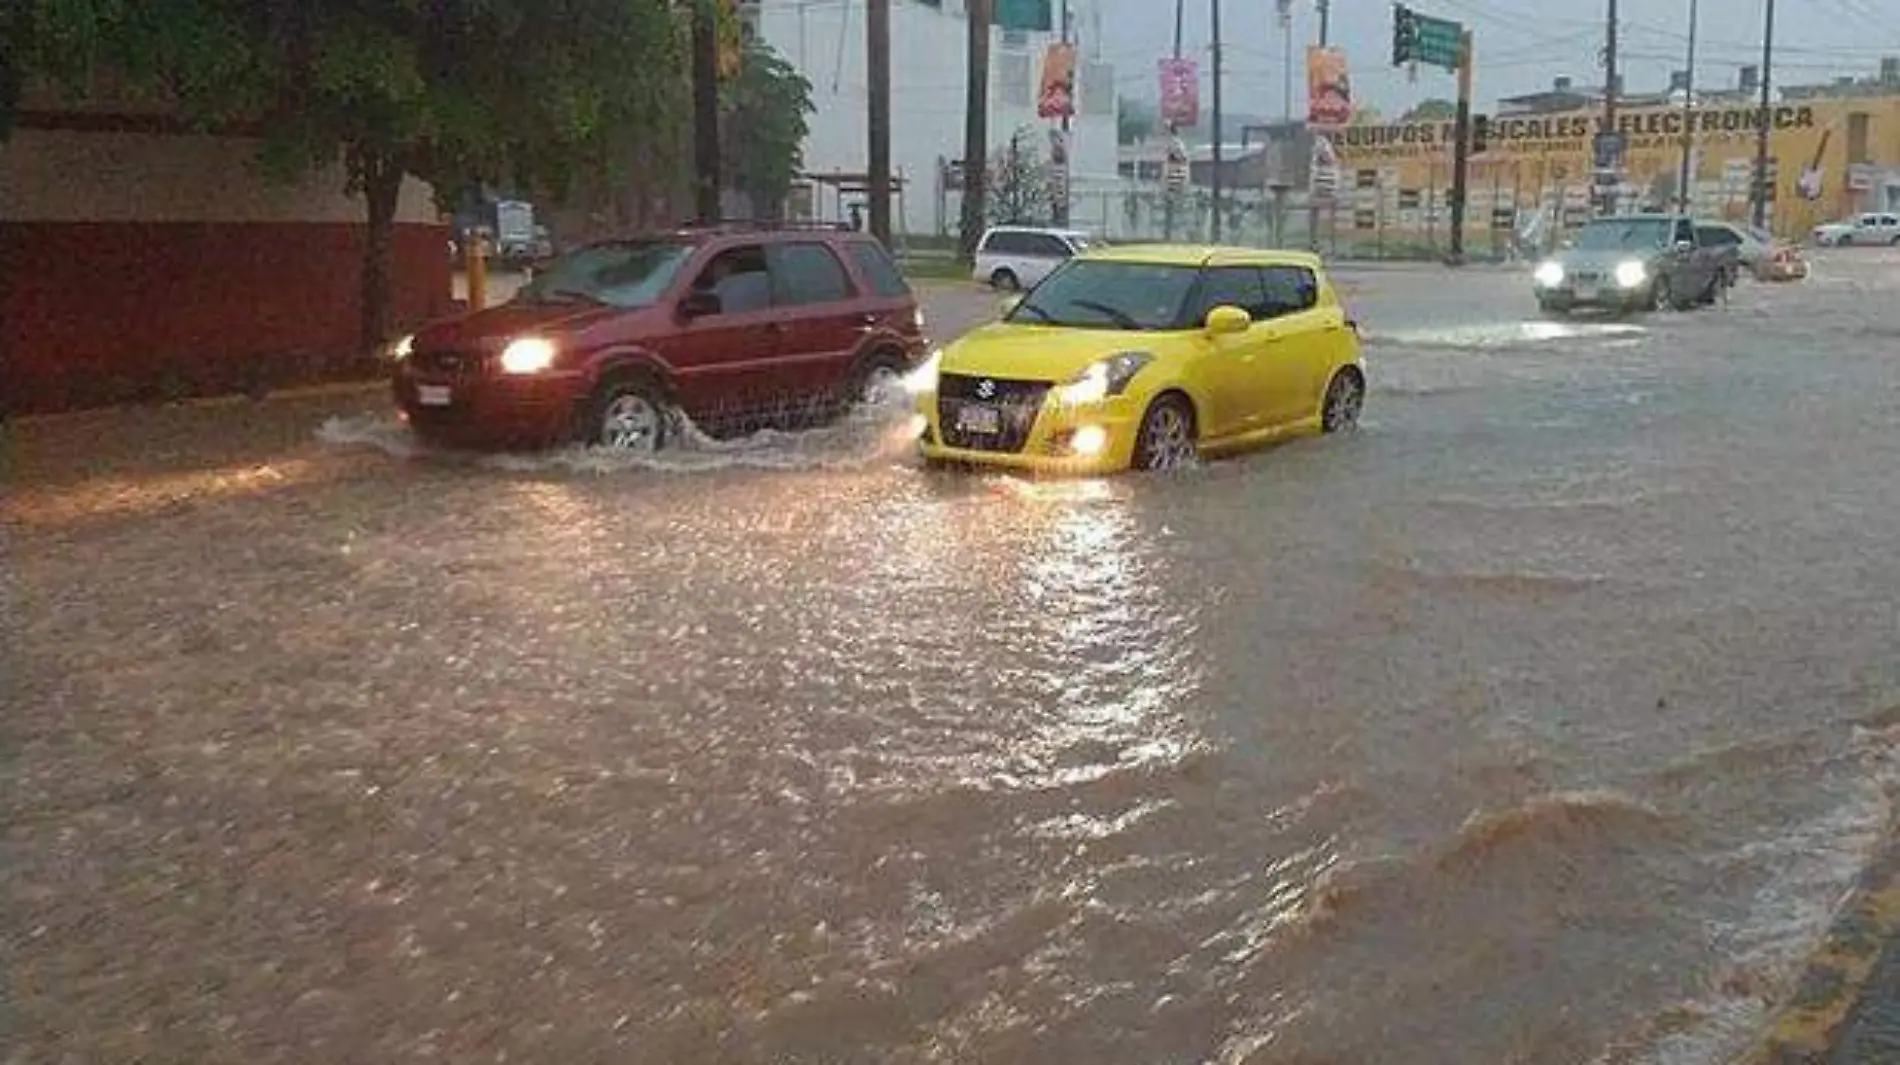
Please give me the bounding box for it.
[1533,261,1564,287]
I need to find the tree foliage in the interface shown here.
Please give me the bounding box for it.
[1401,98,1457,121]
[719,41,814,219]
[1117,96,1154,145]
[987,131,1054,226]
[4,0,686,349]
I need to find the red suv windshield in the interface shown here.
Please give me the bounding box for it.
[516,240,694,308]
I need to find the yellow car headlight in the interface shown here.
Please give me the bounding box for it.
[1058,352,1153,404]
[903,349,942,395]
[499,336,558,374]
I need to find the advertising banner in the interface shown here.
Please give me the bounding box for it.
[1307,47,1351,128]
[1038,43,1077,119]
[1159,57,1199,128]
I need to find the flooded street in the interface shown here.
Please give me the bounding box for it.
[9,254,1900,1064]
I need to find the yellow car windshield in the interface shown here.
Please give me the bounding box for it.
[1009,261,1200,331]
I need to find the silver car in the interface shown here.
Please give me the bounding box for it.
[1531,214,1726,315]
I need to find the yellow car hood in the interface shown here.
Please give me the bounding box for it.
[941,323,1164,382]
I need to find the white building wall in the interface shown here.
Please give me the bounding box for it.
[0,129,438,224]
[758,0,1118,238]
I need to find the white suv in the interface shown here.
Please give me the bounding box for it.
[972,226,1099,291]
[1812,212,1900,246]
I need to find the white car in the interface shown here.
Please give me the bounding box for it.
[972,226,1099,291]
[1811,212,1900,246]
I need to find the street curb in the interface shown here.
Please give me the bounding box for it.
[6,379,386,427]
[1737,821,1900,1064]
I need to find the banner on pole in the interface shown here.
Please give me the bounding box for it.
[1158,57,1200,128]
[1038,43,1077,119]
[1306,46,1352,128]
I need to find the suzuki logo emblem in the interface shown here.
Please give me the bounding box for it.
[976,379,996,399]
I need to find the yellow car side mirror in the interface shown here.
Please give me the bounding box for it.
[1204,305,1251,336]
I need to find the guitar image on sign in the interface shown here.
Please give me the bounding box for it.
[1796,129,1830,201]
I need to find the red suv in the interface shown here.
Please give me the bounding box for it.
[391,222,927,450]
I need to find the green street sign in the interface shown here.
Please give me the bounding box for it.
[1391,5,1464,72]
[1413,14,1463,69]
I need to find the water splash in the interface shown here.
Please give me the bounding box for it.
[317,397,926,474]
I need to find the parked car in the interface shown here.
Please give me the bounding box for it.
[1811,212,1900,246]
[1756,242,1811,282]
[391,222,927,451]
[1531,214,1726,315]
[911,245,1365,475]
[972,226,1099,291]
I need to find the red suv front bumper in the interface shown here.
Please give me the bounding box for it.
[392,359,591,446]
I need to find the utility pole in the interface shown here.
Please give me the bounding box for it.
[1598,0,1618,216]
[1052,0,1072,227]
[868,0,892,242]
[1163,0,1185,240]
[1311,0,1330,253]
[1209,0,1224,241]
[691,0,721,222]
[958,0,992,260]
[1447,29,1473,263]
[1675,0,1698,212]
[1751,0,1775,231]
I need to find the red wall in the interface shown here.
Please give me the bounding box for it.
[1,221,452,413]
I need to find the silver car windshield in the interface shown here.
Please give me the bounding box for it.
[1574,220,1669,252]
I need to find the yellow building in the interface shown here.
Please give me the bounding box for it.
[1326,91,1900,243]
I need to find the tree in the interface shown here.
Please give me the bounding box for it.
[1401,98,1457,121]
[5,0,685,352]
[719,41,814,219]
[988,130,1054,226]
[1118,96,1155,145]
[959,0,993,260]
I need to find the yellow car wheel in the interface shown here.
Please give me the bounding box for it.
[1321,369,1365,433]
[1133,393,1199,471]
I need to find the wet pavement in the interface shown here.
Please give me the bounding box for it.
[7,253,1900,1065]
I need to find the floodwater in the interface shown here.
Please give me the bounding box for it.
[8,254,1900,1065]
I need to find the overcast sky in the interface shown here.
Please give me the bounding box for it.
[1085,0,1900,119]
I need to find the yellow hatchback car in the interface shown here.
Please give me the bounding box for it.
[908,244,1366,474]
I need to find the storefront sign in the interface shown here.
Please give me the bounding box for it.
[1334,104,1817,161]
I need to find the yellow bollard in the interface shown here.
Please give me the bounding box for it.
[466,230,488,311]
